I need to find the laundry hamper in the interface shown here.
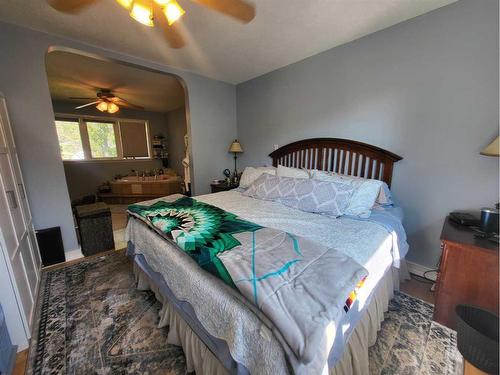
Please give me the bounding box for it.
[76,202,115,256]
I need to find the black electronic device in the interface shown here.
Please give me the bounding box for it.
[36,226,66,266]
[449,212,480,227]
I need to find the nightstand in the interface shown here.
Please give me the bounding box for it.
[433,217,499,329]
[210,181,239,193]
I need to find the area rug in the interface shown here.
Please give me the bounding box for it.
[368,292,462,375]
[26,252,462,374]
[26,251,186,375]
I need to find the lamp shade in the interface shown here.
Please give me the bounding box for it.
[480,136,500,156]
[96,101,108,112]
[229,140,243,153]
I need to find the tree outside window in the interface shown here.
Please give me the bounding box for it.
[55,120,84,160]
[86,122,118,158]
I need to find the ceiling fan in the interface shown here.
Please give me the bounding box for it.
[47,0,256,48]
[70,89,144,114]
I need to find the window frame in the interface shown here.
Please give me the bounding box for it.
[54,117,86,161]
[55,113,152,162]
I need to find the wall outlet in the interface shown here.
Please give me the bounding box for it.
[273,144,279,150]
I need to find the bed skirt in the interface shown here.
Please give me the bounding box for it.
[132,255,409,375]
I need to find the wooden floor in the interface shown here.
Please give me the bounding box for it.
[400,275,435,304]
[12,275,434,374]
[12,349,28,375]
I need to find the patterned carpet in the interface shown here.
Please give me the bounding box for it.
[26,252,462,374]
[368,292,462,375]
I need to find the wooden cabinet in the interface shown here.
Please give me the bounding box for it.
[433,217,499,329]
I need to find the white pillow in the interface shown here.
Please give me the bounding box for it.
[277,165,310,179]
[239,166,276,188]
[312,170,383,218]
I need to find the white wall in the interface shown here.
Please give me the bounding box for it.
[0,21,237,252]
[236,0,499,268]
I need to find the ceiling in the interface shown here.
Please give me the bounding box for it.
[46,50,186,113]
[1,0,457,84]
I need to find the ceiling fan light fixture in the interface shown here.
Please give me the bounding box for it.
[116,0,133,10]
[153,0,170,5]
[107,102,120,114]
[96,101,109,112]
[130,0,155,27]
[163,0,185,25]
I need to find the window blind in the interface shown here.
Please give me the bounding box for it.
[120,121,149,158]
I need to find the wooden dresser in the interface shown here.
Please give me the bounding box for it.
[433,217,499,329]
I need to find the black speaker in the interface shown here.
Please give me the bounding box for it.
[36,227,66,266]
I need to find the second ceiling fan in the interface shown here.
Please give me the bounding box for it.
[71,89,144,114]
[48,0,256,48]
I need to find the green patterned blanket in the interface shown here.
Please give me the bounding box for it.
[128,197,262,288]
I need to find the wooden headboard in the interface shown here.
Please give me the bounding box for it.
[268,138,403,187]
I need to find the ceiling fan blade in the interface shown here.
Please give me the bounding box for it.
[75,100,101,109]
[162,23,185,49]
[47,0,97,13]
[192,0,255,23]
[153,3,185,48]
[110,97,145,110]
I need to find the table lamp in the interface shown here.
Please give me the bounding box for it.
[480,136,499,157]
[228,139,243,182]
[480,136,499,234]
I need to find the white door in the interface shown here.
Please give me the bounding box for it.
[0,96,40,332]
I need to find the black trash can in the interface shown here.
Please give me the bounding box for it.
[456,304,499,374]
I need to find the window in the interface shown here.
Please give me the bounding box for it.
[54,116,151,161]
[55,120,84,160]
[86,122,118,158]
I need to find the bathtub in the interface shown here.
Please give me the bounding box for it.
[102,175,183,204]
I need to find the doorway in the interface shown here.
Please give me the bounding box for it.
[45,49,192,253]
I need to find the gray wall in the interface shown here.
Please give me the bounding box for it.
[237,0,499,268]
[166,107,188,177]
[0,21,237,252]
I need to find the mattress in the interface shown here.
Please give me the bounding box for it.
[125,190,409,374]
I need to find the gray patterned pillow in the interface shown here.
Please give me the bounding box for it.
[243,173,354,217]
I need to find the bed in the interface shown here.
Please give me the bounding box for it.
[125,138,407,375]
